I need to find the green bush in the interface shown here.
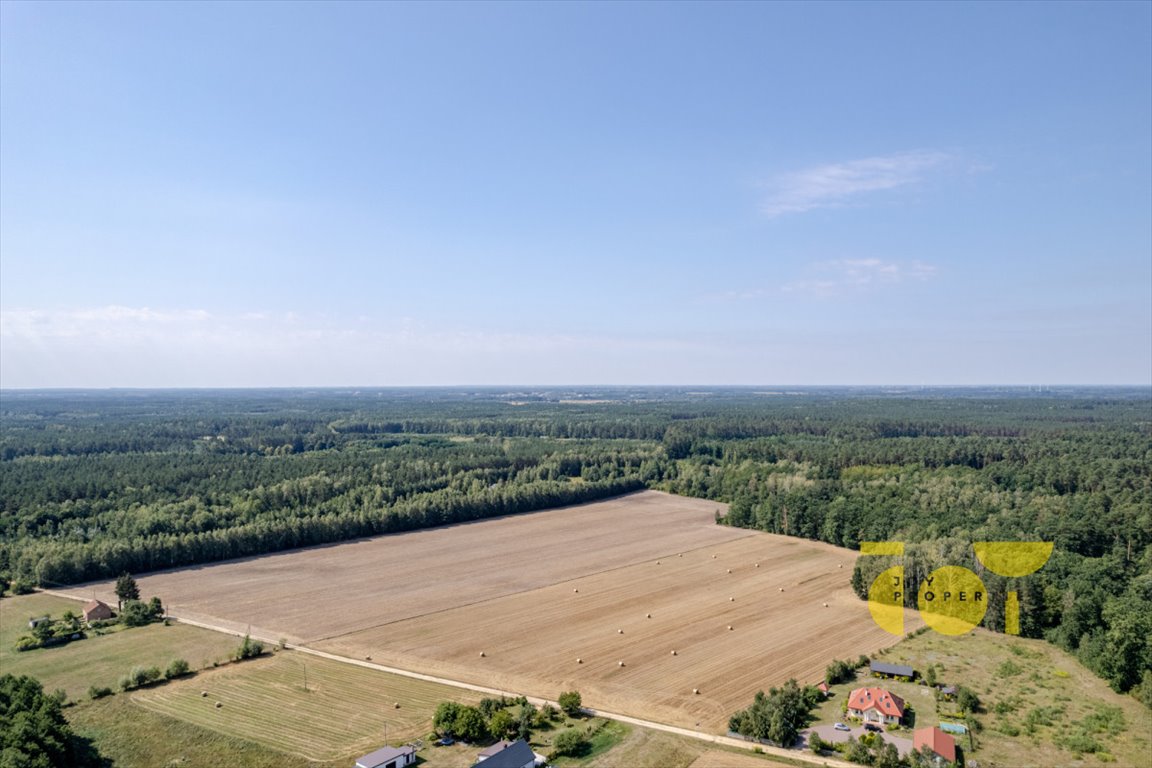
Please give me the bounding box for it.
[1081,706,1125,736]
[234,634,264,661]
[1024,705,1065,729]
[551,728,589,758]
[826,658,857,685]
[489,710,515,739]
[165,658,191,679]
[13,636,39,652]
[453,706,489,743]
[558,690,582,716]
[1057,730,1101,754]
[11,580,36,595]
[121,601,154,627]
[955,686,981,713]
[87,685,113,700]
[125,665,162,689]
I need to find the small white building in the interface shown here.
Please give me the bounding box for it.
[355,745,416,768]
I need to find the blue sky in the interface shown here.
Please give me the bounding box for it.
[1,1,1149,387]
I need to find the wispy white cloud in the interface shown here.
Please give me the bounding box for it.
[699,258,938,302]
[0,306,214,341]
[0,306,715,387]
[761,151,952,218]
[782,258,937,296]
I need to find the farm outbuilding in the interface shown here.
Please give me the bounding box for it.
[83,600,114,623]
[355,744,416,768]
[913,726,957,764]
[869,660,915,679]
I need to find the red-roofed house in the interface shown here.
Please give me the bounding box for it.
[846,687,905,726]
[913,726,957,764]
[817,682,830,697]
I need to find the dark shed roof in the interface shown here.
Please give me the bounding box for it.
[870,660,915,677]
[475,739,534,768]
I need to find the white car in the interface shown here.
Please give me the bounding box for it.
[834,722,851,732]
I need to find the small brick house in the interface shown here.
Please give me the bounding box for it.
[83,600,114,623]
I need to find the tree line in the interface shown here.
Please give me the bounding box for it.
[1,389,1147,705]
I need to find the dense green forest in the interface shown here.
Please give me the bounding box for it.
[1,387,1149,705]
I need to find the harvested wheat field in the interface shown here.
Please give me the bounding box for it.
[68,491,750,643]
[131,651,479,761]
[687,751,804,768]
[313,527,900,731]
[65,491,905,732]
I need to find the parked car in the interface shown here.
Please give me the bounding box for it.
[864,723,883,732]
[834,722,851,732]
[436,737,455,746]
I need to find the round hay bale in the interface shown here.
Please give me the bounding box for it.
[201,691,208,697]
[838,563,844,568]
[678,553,682,557]
[215,701,223,709]
[365,656,372,661]
[646,613,651,618]
[617,628,624,634]
[394,702,401,709]
[577,657,582,663]
[779,587,785,592]
[755,563,760,568]
[727,625,733,631]
[712,554,717,559]
[729,597,735,601]
[573,588,579,593]
[823,602,829,608]
[671,650,677,656]
[727,568,731,573]
[656,560,661,565]
[479,651,486,657]
[618,660,625,667]
[693,688,699,694]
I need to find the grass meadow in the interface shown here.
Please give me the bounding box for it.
[814,628,1151,768]
[0,592,239,700]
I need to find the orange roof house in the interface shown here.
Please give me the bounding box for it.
[83,600,114,623]
[913,726,957,763]
[846,687,905,725]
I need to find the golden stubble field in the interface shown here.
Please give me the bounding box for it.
[315,531,897,730]
[67,491,903,731]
